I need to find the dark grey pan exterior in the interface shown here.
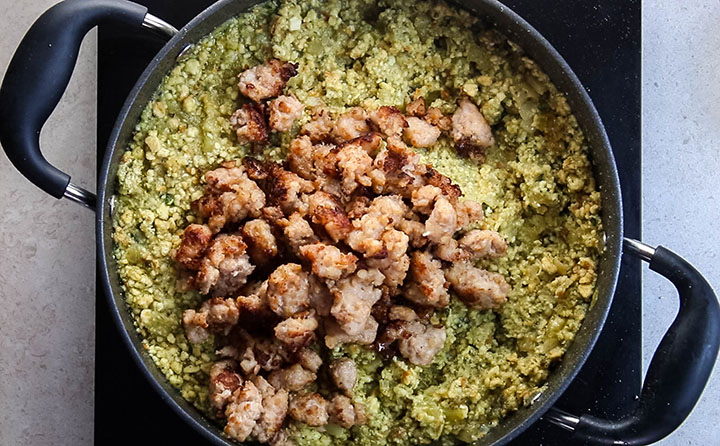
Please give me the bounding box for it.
[97,0,622,444]
[3,0,717,445]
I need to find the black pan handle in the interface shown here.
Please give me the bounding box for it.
[0,0,177,211]
[547,238,720,445]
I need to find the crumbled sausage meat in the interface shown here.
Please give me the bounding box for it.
[310,142,341,184]
[328,395,358,428]
[404,116,441,148]
[261,205,287,226]
[329,358,357,394]
[459,229,507,259]
[216,344,240,360]
[445,261,511,309]
[396,321,446,366]
[373,139,427,197]
[411,185,443,215]
[242,157,271,181]
[268,363,316,392]
[224,380,263,442]
[369,106,408,137]
[222,329,272,375]
[238,59,298,102]
[369,195,408,224]
[346,195,407,256]
[268,95,304,132]
[251,376,289,443]
[183,297,240,344]
[231,103,269,144]
[242,279,269,300]
[296,348,322,373]
[306,192,352,242]
[324,317,378,349]
[175,224,213,270]
[354,402,368,426]
[236,280,270,318]
[425,107,452,131]
[343,132,383,155]
[308,275,333,317]
[424,167,462,202]
[182,310,210,344]
[334,107,370,141]
[192,192,236,233]
[265,164,314,215]
[405,97,426,117]
[288,135,315,180]
[424,197,458,244]
[388,305,418,321]
[196,234,255,296]
[252,337,291,372]
[195,165,266,232]
[274,311,319,350]
[451,97,494,162]
[269,429,294,446]
[243,219,279,265]
[237,344,260,376]
[267,263,310,318]
[345,195,371,220]
[289,393,329,427]
[209,360,243,415]
[398,218,427,248]
[336,138,375,195]
[364,229,410,288]
[433,237,469,263]
[223,331,260,366]
[282,213,318,254]
[455,138,487,164]
[305,190,337,213]
[405,251,450,308]
[455,199,484,230]
[205,296,241,328]
[330,268,384,336]
[300,243,358,280]
[312,160,344,198]
[179,97,516,441]
[301,107,334,142]
[204,163,251,192]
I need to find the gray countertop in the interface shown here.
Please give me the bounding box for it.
[0,0,718,444]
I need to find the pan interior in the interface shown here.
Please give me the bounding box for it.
[97,1,622,445]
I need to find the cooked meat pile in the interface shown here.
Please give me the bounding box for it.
[173,59,510,444]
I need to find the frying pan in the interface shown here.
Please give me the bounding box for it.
[1,0,718,444]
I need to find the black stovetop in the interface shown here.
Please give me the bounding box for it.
[95,1,640,444]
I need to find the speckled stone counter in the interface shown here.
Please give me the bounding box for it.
[0,0,717,444]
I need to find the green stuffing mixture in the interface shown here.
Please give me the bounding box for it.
[112,0,602,444]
